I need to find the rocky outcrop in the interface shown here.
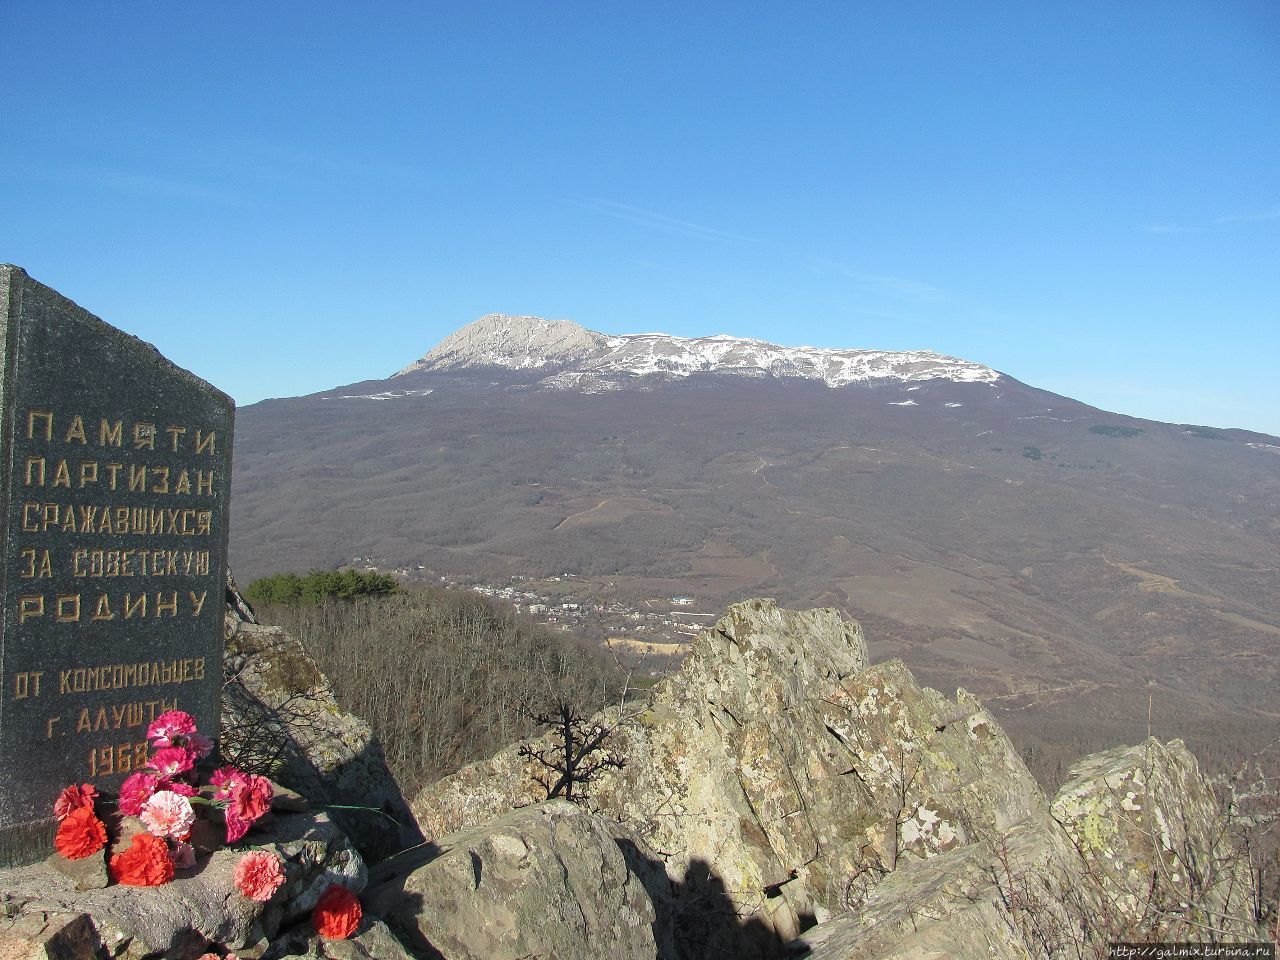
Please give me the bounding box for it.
[3,596,1254,959]
[1050,737,1256,941]
[412,599,1047,945]
[793,737,1262,957]
[411,599,1262,957]
[222,585,422,863]
[41,587,1218,960]
[367,800,672,960]
[794,820,1060,959]
[0,806,365,959]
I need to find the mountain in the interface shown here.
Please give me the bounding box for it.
[230,314,1280,779]
[398,313,1000,389]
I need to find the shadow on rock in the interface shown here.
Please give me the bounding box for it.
[617,840,786,960]
[377,892,445,960]
[359,842,447,960]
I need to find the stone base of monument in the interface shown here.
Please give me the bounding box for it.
[0,822,57,879]
[45,841,110,891]
[0,797,364,959]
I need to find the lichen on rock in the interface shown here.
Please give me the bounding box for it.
[412,599,1051,944]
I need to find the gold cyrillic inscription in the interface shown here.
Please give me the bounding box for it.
[20,548,53,579]
[21,503,214,535]
[58,659,205,694]
[20,590,210,623]
[71,548,211,578]
[13,671,43,698]
[23,411,216,456]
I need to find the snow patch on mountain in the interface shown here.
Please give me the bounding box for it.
[327,388,436,401]
[397,313,1001,388]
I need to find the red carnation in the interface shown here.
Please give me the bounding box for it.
[54,806,107,860]
[312,884,361,940]
[230,775,272,822]
[53,783,97,821]
[109,832,174,886]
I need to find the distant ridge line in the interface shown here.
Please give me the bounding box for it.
[395,313,1002,389]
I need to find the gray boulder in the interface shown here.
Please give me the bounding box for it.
[795,736,1262,958]
[264,918,416,960]
[368,800,671,960]
[791,820,1073,959]
[0,909,103,960]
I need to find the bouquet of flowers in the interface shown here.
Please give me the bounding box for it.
[51,709,360,940]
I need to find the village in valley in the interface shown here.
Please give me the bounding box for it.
[353,556,710,668]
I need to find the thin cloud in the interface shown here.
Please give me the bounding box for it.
[811,259,951,305]
[1214,206,1280,225]
[1140,222,1200,235]
[65,166,243,205]
[573,197,763,244]
[1140,204,1280,233]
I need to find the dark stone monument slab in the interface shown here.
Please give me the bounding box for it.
[0,266,233,866]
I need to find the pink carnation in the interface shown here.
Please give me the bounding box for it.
[139,790,196,839]
[172,842,196,869]
[118,772,160,816]
[148,746,195,779]
[188,732,214,759]
[222,773,272,843]
[233,849,286,901]
[210,766,249,800]
[225,811,251,844]
[53,783,97,820]
[146,709,197,746]
[161,778,197,798]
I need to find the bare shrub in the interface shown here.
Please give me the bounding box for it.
[220,660,325,777]
[520,703,627,803]
[254,586,624,798]
[1216,737,1280,939]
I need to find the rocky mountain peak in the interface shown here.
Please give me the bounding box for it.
[397,314,608,375]
[395,313,1002,388]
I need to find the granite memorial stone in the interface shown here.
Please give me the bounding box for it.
[0,265,233,866]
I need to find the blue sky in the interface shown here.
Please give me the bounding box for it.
[4,2,1278,433]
